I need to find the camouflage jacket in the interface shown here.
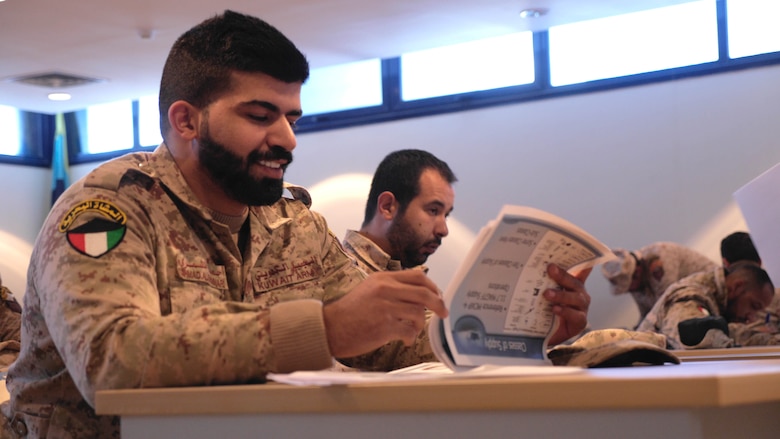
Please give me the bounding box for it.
[629,242,718,320]
[341,230,428,275]
[340,230,436,370]
[637,267,733,349]
[0,285,21,370]
[3,145,374,438]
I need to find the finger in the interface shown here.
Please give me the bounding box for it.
[379,271,449,318]
[546,263,583,291]
[571,267,592,283]
[551,305,588,331]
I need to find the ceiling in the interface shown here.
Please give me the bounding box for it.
[0,0,697,114]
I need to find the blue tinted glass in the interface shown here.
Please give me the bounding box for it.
[138,95,162,147]
[0,105,21,156]
[549,1,718,86]
[727,0,780,58]
[301,59,383,115]
[84,100,134,153]
[401,32,535,101]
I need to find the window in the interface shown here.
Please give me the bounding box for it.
[301,59,383,115]
[727,0,780,59]
[10,0,780,165]
[0,105,21,156]
[138,95,162,147]
[548,1,718,86]
[81,100,134,154]
[400,32,536,101]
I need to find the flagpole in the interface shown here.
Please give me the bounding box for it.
[51,113,70,206]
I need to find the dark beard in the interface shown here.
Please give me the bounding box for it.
[197,125,293,206]
[386,211,440,268]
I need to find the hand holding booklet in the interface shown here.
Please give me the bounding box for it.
[430,205,615,370]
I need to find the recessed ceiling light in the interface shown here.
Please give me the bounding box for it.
[48,92,72,101]
[519,8,547,19]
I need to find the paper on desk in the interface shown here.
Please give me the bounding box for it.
[267,362,583,386]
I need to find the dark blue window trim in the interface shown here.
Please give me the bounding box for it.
[2,0,778,167]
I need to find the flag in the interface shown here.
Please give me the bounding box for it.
[51,113,70,206]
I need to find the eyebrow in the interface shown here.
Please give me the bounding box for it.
[426,200,454,215]
[241,100,303,117]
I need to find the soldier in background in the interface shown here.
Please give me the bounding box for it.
[719,231,780,339]
[601,242,717,325]
[343,149,456,275]
[0,273,21,370]
[637,262,776,349]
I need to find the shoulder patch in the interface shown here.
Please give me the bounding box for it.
[59,200,127,258]
[59,199,127,232]
[283,183,312,208]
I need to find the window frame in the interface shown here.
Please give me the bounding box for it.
[3,0,780,166]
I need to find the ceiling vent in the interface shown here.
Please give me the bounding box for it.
[6,72,105,88]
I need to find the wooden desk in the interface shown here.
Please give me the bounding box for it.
[96,359,780,439]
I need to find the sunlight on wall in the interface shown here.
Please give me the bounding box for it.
[306,173,476,290]
[685,201,748,264]
[0,229,32,302]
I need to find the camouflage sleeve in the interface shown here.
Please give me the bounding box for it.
[656,289,723,350]
[729,319,780,346]
[267,210,366,372]
[0,286,21,342]
[33,188,320,407]
[313,216,367,303]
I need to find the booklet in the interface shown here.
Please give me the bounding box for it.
[429,205,615,370]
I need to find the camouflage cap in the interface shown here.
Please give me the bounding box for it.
[547,328,680,368]
[601,248,638,295]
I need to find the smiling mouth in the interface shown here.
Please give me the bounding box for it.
[258,160,284,169]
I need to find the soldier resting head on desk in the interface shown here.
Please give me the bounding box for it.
[637,262,776,350]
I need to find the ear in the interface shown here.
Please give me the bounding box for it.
[726,278,745,300]
[167,100,201,141]
[376,191,398,221]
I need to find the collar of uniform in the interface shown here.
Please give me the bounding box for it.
[342,230,428,273]
[343,230,398,272]
[148,144,292,233]
[148,144,213,216]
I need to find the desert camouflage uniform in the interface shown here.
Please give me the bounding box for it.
[340,230,436,369]
[342,230,428,274]
[0,283,22,370]
[625,242,717,319]
[636,266,779,349]
[0,145,427,438]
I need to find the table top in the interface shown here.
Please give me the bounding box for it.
[674,345,780,362]
[95,358,780,417]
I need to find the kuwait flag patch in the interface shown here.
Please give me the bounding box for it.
[59,199,128,258]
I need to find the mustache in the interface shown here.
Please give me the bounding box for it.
[248,146,293,167]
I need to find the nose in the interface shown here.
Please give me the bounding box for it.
[435,217,449,238]
[268,118,297,152]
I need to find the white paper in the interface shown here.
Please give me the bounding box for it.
[734,161,780,284]
[267,362,583,386]
[432,205,615,368]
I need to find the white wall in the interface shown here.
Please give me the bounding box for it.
[3,63,780,329]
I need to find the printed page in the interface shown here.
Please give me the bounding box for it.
[438,205,614,368]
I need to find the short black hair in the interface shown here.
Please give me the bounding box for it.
[362,149,457,226]
[159,10,309,138]
[720,231,761,265]
[726,261,774,291]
